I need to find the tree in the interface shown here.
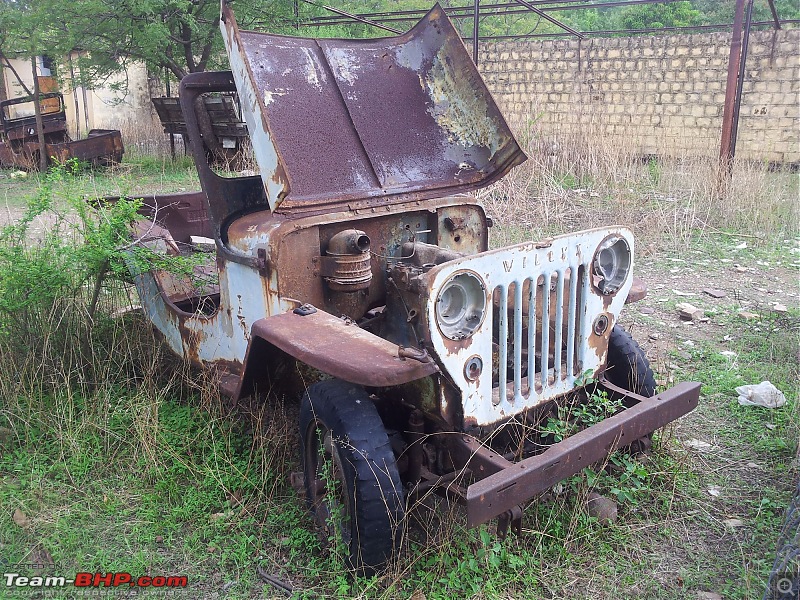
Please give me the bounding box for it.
[617,1,703,31]
[57,0,294,84]
[1,0,294,94]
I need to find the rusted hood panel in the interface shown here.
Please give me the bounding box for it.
[250,309,438,387]
[220,2,526,214]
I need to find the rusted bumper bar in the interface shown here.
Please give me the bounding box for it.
[463,381,700,528]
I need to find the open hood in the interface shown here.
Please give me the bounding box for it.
[220,2,526,214]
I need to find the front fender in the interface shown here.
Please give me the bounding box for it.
[234,308,439,400]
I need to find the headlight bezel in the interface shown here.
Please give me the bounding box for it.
[434,270,487,341]
[592,234,632,296]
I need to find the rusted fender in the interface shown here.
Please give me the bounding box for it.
[236,308,439,398]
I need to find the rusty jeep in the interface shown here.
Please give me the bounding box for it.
[125,2,700,571]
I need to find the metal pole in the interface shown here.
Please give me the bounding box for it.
[718,0,746,190]
[303,1,402,34]
[508,0,584,38]
[473,0,480,66]
[730,0,754,160]
[767,0,781,29]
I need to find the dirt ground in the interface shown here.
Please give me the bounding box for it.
[629,240,798,378]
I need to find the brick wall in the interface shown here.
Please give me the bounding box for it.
[479,28,799,163]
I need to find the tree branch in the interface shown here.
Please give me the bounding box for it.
[180,22,196,73]
[0,51,32,95]
[195,17,219,72]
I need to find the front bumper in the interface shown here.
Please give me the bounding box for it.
[451,379,700,527]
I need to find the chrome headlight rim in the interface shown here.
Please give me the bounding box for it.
[434,270,487,341]
[592,234,632,296]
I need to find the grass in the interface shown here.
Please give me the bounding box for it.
[482,117,799,252]
[0,135,797,598]
[0,154,200,213]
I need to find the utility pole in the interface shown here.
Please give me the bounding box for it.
[716,0,747,196]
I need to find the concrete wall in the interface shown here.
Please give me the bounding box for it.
[479,28,800,163]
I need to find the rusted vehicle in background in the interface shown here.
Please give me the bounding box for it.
[124,1,700,571]
[152,94,248,167]
[0,93,123,169]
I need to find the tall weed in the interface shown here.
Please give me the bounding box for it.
[481,115,800,248]
[0,163,186,469]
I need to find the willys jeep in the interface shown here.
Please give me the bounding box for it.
[126,2,700,571]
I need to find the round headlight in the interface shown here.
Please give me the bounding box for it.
[435,272,487,340]
[592,236,631,295]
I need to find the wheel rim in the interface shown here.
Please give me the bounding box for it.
[305,420,352,546]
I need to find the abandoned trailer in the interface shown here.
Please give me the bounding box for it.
[120,1,700,571]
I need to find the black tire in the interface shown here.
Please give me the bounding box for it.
[299,379,404,573]
[605,325,657,398]
[604,325,658,454]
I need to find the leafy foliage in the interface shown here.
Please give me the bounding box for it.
[0,162,135,334]
[0,0,295,90]
[0,160,204,392]
[541,376,624,443]
[617,1,703,30]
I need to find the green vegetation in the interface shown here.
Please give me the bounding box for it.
[297,0,800,40]
[541,378,624,442]
[1,155,199,209]
[0,0,295,91]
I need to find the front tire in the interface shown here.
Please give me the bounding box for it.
[299,379,404,573]
[604,325,658,453]
[605,325,657,398]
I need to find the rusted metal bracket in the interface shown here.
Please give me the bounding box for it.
[497,505,523,539]
[449,434,515,481]
[256,248,271,277]
[397,345,432,364]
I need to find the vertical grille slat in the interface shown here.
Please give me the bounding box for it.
[566,265,578,376]
[497,284,508,403]
[513,282,523,401]
[553,269,564,381]
[526,276,536,396]
[576,264,589,371]
[540,272,550,390]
